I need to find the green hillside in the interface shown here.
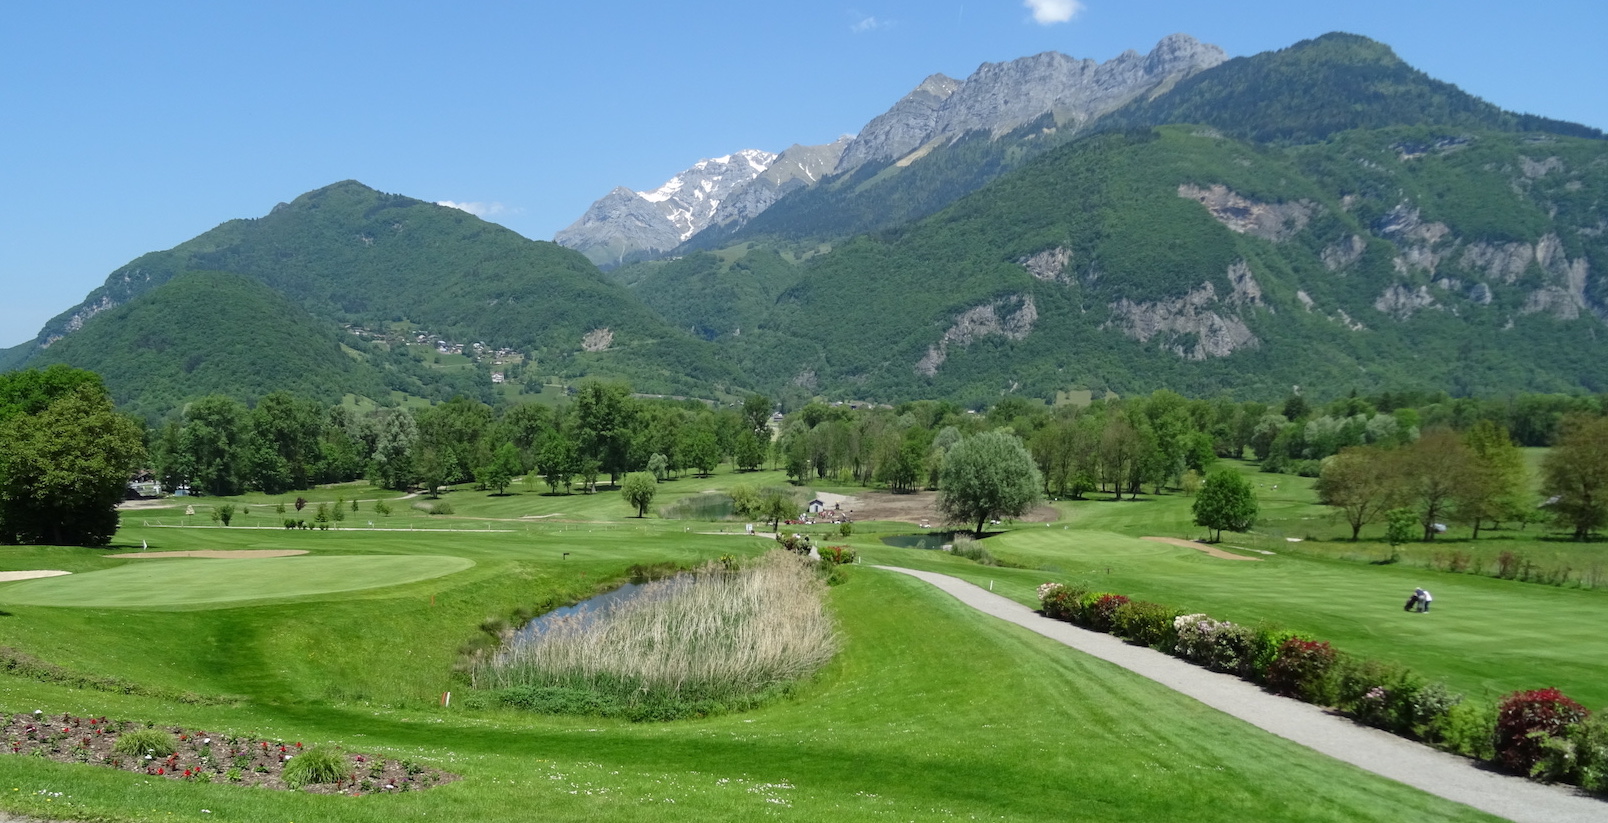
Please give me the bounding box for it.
[611,245,804,340]
[722,124,1608,405]
[1099,33,1604,143]
[14,181,741,408]
[27,272,393,419]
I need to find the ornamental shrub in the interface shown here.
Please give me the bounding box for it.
[113,728,176,757]
[1083,593,1130,632]
[1441,700,1498,761]
[1111,600,1181,649]
[1495,688,1589,775]
[1037,583,1084,621]
[1407,681,1465,745]
[1336,658,1426,734]
[282,746,348,788]
[1209,623,1260,677]
[1532,712,1608,791]
[1264,637,1336,700]
[1247,628,1304,682]
[1173,614,1225,664]
[818,545,858,566]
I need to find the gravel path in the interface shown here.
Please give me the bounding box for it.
[874,565,1606,823]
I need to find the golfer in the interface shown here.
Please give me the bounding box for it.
[1415,587,1433,613]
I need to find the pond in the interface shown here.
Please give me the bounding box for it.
[509,576,689,644]
[879,531,963,551]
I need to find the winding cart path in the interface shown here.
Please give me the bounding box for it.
[874,565,1605,823]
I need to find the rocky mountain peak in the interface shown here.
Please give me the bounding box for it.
[833,74,960,173]
[555,149,782,267]
[832,35,1226,177]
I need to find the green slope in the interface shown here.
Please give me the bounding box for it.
[27,271,394,419]
[1098,32,1604,143]
[18,181,738,401]
[725,125,1608,404]
[611,245,803,341]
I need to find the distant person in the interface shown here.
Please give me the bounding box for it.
[1417,588,1433,613]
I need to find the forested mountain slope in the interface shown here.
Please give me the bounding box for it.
[13,181,741,413]
[723,125,1608,405]
[26,272,393,419]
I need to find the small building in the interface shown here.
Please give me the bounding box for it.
[491,372,506,384]
[807,499,827,514]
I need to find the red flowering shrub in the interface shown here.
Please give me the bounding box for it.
[1085,594,1130,632]
[1264,637,1336,699]
[1495,688,1589,775]
[818,546,858,566]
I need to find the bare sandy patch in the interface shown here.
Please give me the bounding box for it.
[0,570,72,582]
[830,490,1059,526]
[1142,536,1260,561]
[103,550,309,559]
[117,499,178,511]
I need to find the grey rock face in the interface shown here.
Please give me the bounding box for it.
[837,34,1226,174]
[834,74,960,173]
[555,150,776,267]
[712,137,853,228]
[552,187,685,268]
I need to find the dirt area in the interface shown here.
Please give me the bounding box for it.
[1142,536,1260,562]
[0,570,71,583]
[116,499,178,511]
[103,550,309,559]
[0,711,456,795]
[828,490,1058,526]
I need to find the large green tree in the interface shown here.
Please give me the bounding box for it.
[571,381,637,485]
[938,431,1043,538]
[1315,446,1400,540]
[1192,469,1258,542]
[180,395,249,496]
[620,471,658,517]
[0,378,144,546]
[477,442,523,495]
[1541,415,1608,540]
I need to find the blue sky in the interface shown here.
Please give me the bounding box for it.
[2,0,1604,347]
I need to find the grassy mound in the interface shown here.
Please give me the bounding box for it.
[0,555,473,608]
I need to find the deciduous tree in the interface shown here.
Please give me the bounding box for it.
[1541,415,1608,540]
[1315,446,1400,540]
[938,431,1043,538]
[0,380,144,546]
[1192,469,1258,542]
[621,471,658,517]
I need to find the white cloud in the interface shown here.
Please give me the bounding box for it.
[436,200,505,217]
[1023,0,1083,25]
[850,15,889,33]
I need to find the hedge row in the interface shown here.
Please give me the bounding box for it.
[1035,582,1608,793]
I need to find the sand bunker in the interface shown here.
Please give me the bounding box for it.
[1142,536,1260,561]
[104,550,309,559]
[0,570,72,582]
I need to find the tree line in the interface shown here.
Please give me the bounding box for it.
[151,383,779,498]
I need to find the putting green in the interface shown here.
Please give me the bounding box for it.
[0,555,473,608]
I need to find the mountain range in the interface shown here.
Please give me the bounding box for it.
[6,32,1606,418]
[558,34,1228,267]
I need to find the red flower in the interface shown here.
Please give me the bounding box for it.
[295,742,302,748]
[157,768,165,775]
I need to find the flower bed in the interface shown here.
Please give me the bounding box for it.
[1,712,457,794]
[1034,582,1605,794]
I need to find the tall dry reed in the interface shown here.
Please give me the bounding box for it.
[473,551,838,706]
